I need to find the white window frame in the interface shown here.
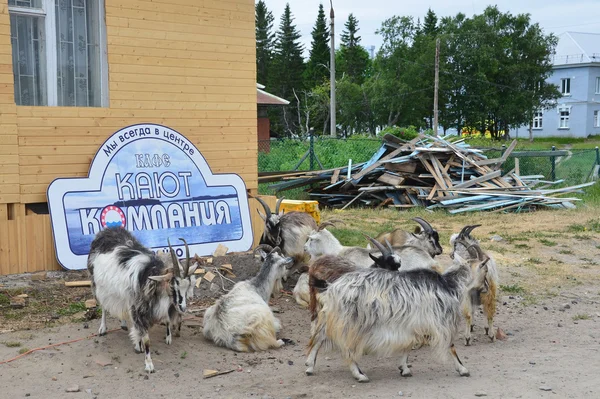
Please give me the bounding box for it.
[8,0,109,107]
[561,78,571,96]
[557,105,571,129]
[594,110,600,128]
[532,110,543,130]
[596,77,600,94]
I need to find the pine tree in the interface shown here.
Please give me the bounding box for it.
[255,1,275,85]
[304,3,330,89]
[422,8,439,36]
[269,3,305,135]
[337,14,370,84]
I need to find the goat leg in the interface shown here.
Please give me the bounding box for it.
[142,332,154,373]
[349,361,369,383]
[450,344,470,377]
[98,308,107,336]
[305,329,326,376]
[165,322,172,345]
[462,300,473,346]
[120,319,128,331]
[398,352,412,377]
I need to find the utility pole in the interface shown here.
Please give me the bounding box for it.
[329,0,336,137]
[433,37,440,137]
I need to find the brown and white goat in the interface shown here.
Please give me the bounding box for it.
[371,217,443,258]
[450,225,499,345]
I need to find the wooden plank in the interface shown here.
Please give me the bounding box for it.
[331,169,341,184]
[515,158,520,176]
[452,170,502,189]
[65,280,92,287]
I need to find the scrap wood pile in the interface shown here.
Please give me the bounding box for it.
[260,134,594,214]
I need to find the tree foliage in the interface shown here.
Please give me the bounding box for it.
[304,3,330,89]
[255,0,275,85]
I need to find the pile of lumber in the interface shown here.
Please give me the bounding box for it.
[261,134,593,214]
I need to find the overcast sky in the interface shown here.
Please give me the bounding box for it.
[261,0,600,57]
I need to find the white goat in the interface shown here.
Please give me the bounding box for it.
[87,228,198,373]
[304,250,490,382]
[203,245,294,352]
[370,217,444,258]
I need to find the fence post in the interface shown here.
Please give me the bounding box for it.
[309,128,315,171]
[551,146,556,181]
[596,146,600,177]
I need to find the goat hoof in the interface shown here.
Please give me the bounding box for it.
[98,332,107,337]
[165,336,172,345]
[121,326,128,331]
[356,375,370,383]
[489,335,496,342]
[465,338,471,346]
[484,327,489,335]
[470,325,475,332]
[305,368,314,376]
[460,370,470,377]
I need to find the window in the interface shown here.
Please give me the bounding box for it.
[558,105,570,129]
[8,0,108,107]
[532,110,543,129]
[596,77,600,94]
[561,78,571,95]
[594,110,599,128]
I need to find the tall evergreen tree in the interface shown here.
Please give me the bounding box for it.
[422,8,439,36]
[337,14,370,84]
[304,3,330,89]
[255,1,275,85]
[269,3,305,135]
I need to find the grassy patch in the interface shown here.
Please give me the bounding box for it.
[559,249,574,255]
[2,341,21,348]
[573,314,591,321]
[514,243,531,249]
[527,257,543,264]
[487,244,507,254]
[180,351,187,359]
[0,293,10,306]
[500,284,526,294]
[18,347,29,354]
[57,302,86,316]
[539,239,557,247]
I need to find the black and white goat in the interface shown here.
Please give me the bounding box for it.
[370,217,443,258]
[304,247,490,382]
[450,225,499,345]
[254,196,318,295]
[87,227,198,373]
[203,245,294,352]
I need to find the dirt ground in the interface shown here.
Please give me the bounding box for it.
[1,207,600,398]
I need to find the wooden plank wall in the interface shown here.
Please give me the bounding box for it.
[0,0,257,204]
[0,197,275,275]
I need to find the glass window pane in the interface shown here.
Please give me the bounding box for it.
[9,13,47,106]
[57,0,102,107]
[9,0,43,8]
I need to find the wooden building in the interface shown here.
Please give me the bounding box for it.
[0,0,269,275]
[256,83,289,152]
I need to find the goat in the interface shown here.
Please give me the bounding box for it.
[202,245,294,352]
[450,225,499,345]
[304,248,490,382]
[87,227,198,373]
[304,221,439,271]
[370,217,443,258]
[307,236,402,321]
[254,196,317,295]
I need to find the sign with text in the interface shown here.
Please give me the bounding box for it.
[47,123,253,270]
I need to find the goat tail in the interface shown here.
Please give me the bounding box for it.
[308,274,325,322]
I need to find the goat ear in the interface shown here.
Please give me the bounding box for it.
[257,209,267,221]
[278,210,285,216]
[369,253,379,263]
[149,272,173,282]
[187,262,199,276]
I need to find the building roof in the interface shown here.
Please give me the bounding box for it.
[553,32,600,66]
[256,83,289,106]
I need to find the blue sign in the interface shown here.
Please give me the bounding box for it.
[47,123,254,270]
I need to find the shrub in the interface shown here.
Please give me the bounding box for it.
[378,125,419,141]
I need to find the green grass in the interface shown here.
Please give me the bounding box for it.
[2,341,21,348]
[180,351,187,359]
[527,257,543,264]
[18,348,29,354]
[539,239,557,247]
[572,314,591,321]
[559,249,574,255]
[0,293,9,306]
[500,284,526,294]
[514,243,531,249]
[487,244,507,254]
[56,302,87,316]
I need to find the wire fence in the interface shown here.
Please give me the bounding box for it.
[258,136,600,193]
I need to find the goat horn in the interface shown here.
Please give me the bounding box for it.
[167,238,181,278]
[179,238,191,277]
[253,244,274,257]
[465,224,482,238]
[275,196,285,214]
[466,244,485,260]
[412,217,433,234]
[317,221,337,231]
[384,238,394,253]
[255,196,272,220]
[363,234,389,256]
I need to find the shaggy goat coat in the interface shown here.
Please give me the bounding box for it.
[203,248,293,352]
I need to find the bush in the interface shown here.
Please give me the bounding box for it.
[378,126,419,141]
